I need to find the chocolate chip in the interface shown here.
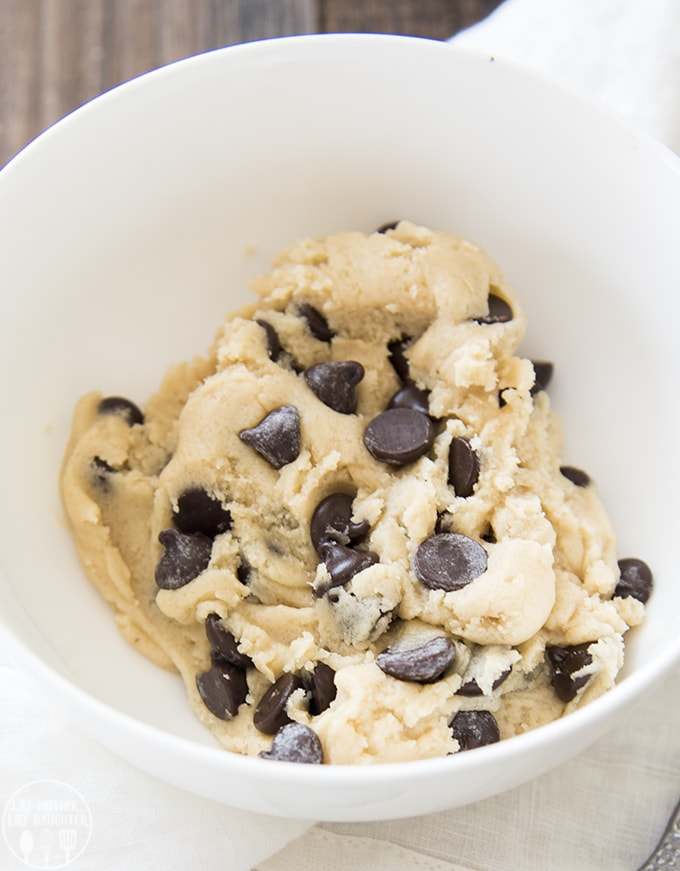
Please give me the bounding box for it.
[173,487,232,538]
[414,533,487,592]
[254,673,305,735]
[531,360,554,395]
[316,542,379,595]
[387,337,412,382]
[376,636,456,683]
[303,361,365,414]
[450,710,500,750]
[97,395,144,426]
[298,304,334,342]
[309,662,337,715]
[91,456,116,491]
[364,408,435,466]
[195,661,248,720]
[457,667,512,697]
[205,613,252,669]
[615,558,653,604]
[376,220,400,233]
[560,466,591,487]
[256,319,282,362]
[546,643,593,702]
[387,381,430,415]
[259,723,324,764]
[239,405,301,469]
[448,437,480,498]
[310,493,369,554]
[236,556,251,585]
[155,528,212,589]
[474,292,513,324]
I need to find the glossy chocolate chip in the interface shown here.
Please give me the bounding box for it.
[546,643,593,702]
[387,337,412,382]
[173,487,232,538]
[205,613,252,669]
[259,723,324,764]
[376,220,400,233]
[254,673,305,735]
[457,667,512,697]
[298,304,334,342]
[531,360,554,395]
[195,661,248,720]
[97,395,144,426]
[256,319,282,362]
[303,361,365,414]
[316,542,379,595]
[155,528,212,590]
[414,533,487,592]
[615,558,653,604]
[376,636,456,683]
[450,710,500,751]
[310,493,370,554]
[309,662,337,715]
[239,405,301,469]
[387,381,430,415]
[448,437,480,498]
[364,408,435,466]
[560,466,591,488]
[474,293,513,324]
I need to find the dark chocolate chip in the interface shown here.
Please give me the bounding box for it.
[560,466,591,487]
[239,405,301,469]
[91,456,116,491]
[450,710,500,750]
[310,493,370,554]
[376,636,456,683]
[546,643,593,702]
[387,337,412,382]
[481,525,497,544]
[615,557,653,604]
[316,542,379,595]
[254,673,305,735]
[205,613,252,669]
[448,437,480,498]
[474,292,513,324]
[303,361,365,414]
[155,528,212,590]
[457,667,512,697]
[364,407,435,466]
[376,220,400,233]
[531,360,554,395]
[309,662,337,715]
[298,304,335,343]
[173,487,232,538]
[97,395,144,426]
[387,381,430,416]
[256,319,283,362]
[195,661,248,720]
[413,532,488,592]
[236,556,251,585]
[259,722,324,764]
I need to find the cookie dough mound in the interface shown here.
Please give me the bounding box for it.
[60,222,650,764]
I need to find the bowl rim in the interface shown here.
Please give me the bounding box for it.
[1,30,680,805]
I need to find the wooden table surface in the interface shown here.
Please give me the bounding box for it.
[0,0,502,168]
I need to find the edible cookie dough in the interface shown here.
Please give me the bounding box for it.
[60,221,652,764]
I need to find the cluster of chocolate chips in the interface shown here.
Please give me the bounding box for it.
[194,610,334,763]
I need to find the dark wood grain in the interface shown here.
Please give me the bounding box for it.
[0,0,502,168]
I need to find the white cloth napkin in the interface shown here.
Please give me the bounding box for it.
[2,2,680,870]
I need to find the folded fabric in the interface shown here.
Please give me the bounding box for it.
[451,0,680,153]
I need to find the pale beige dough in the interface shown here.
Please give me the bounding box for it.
[60,222,646,764]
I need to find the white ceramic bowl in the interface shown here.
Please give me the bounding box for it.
[1,34,679,822]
